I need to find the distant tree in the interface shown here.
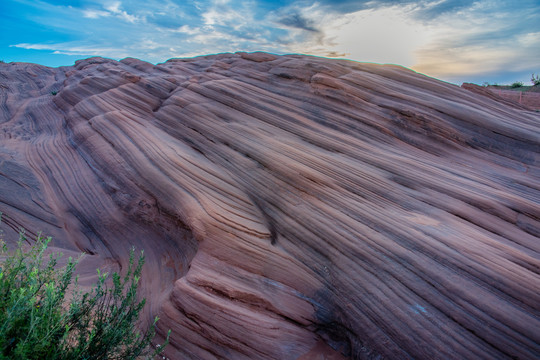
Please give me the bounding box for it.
[511,81,523,88]
[531,73,540,86]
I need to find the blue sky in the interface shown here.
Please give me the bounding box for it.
[1,0,539,85]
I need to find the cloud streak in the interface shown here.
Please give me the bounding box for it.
[82,1,141,23]
[11,42,132,58]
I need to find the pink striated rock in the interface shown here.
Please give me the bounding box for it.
[0,53,539,359]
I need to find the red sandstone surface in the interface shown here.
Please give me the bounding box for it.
[0,52,539,359]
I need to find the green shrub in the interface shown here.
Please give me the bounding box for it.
[0,230,169,359]
[532,73,540,86]
[51,91,58,96]
[511,81,523,88]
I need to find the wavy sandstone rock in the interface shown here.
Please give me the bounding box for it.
[0,52,539,359]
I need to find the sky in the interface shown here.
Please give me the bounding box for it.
[1,0,539,85]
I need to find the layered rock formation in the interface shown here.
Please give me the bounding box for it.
[0,52,539,359]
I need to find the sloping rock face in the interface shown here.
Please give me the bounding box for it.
[0,52,539,359]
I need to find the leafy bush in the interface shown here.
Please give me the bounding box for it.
[532,73,540,86]
[51,91,58,96]
[511,81,523,88]
[0,231,169,359]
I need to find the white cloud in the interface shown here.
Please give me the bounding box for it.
[139,39,161,50]
[173,25,200,35]
[11,43,54,51]
[11,43,130,58]
[518,32,540,47]
[82,9,111,19]
[200,0,251,30]
[117,11,139,23]
[82,1,141,23]
[104,1,122,13]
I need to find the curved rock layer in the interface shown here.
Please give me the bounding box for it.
[0,52,539,359]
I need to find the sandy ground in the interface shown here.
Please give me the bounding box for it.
[487,87,540,111]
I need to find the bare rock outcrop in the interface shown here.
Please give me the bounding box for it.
[0,52,539,359]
